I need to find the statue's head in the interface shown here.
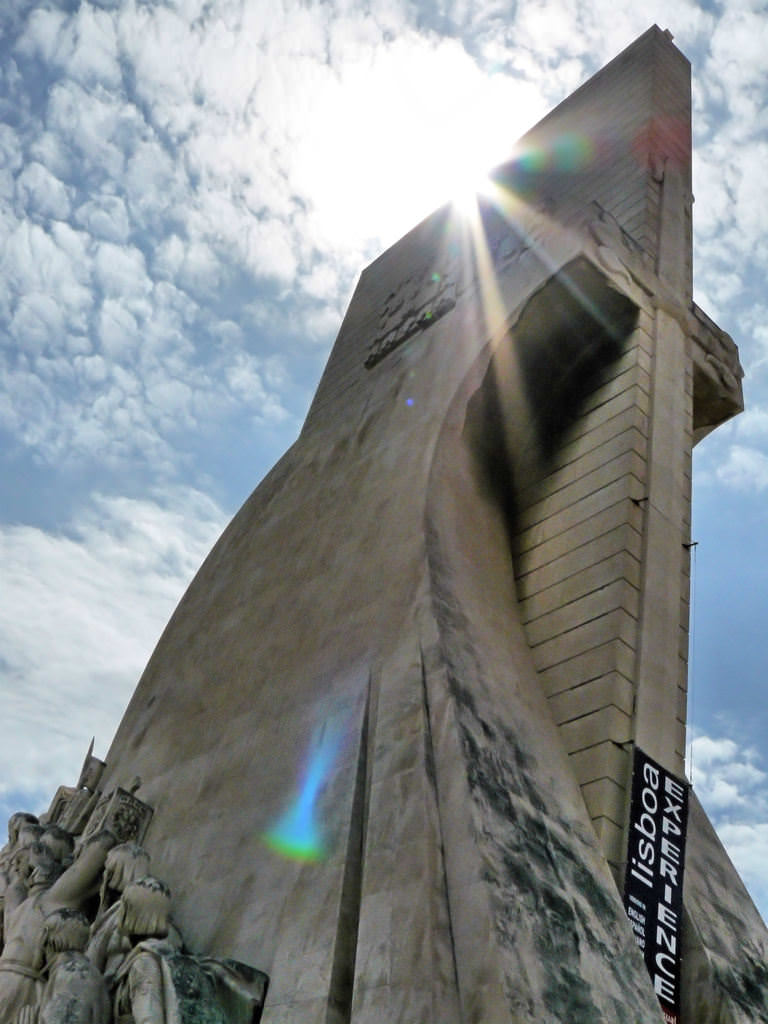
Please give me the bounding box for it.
[26,841,64,892]
[15,821,43,851]
[43,908,90,956]
[10,846,31,880]
[117,876,172,940]
[40,825,74,865]
[7,812,38,847]
[99,843,150,910]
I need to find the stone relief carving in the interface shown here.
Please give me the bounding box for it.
[0,747,269,1024]
[81,790,152,848]
[46,741,107,838]
[363,199,575,370]
[0,830,115,1024]
[365,269,458,368]
[37,909,111,1024]
[586,205,644,291]
[691,303,743,394]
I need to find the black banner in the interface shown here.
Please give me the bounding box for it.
[623,747,689,1024]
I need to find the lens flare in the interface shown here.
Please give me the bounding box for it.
[518,146,549,173]
[552,132,594,171]
[263,722,343,862]
[511,132,596,177]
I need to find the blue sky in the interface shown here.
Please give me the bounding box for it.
[1,0,767,914]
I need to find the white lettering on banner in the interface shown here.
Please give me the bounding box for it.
[623,748,688,1022]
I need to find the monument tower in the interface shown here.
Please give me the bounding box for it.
[20,25,768,1024]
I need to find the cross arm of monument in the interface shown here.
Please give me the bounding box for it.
[689,302,744,444]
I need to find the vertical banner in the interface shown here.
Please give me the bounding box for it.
[623,747,689,1024]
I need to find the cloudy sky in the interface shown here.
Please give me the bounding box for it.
[1,0,767,914]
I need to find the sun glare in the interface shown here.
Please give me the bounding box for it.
[293,37,545,249]
[451,170,497,218]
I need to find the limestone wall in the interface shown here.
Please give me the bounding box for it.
[512,298,651,870]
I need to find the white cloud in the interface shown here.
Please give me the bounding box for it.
[97,297,139,357]
[75,195,131,243]
[225,351,290,423]
[689,732,768,918]
[14,7,69,65]
[733,405,768,439]
[715,445,768,492]
[242,217,298,284]
[300,261,340,303]
[46,81,128,179]
[64,4,122,88]
[27,130,72,181]
[10,293,66,354]
[122,139,187,230]
[2,220,90,316]
[0,487,228,805]
[18,3,121,89]
[15,161,72,220]
[690,735,768,812]
[74,352,108,384]
[94,241,150,301]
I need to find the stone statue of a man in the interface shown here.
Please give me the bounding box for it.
[86,843,151,987]
[0,830,116,1024]
[112,877,182,1024]
[36,909,111,1024]
[112,877,268,1024]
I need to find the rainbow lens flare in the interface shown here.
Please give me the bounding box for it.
[512,132,596,176]
[263,723,343,862]
[552,132,594,171]
[517,146,549,173]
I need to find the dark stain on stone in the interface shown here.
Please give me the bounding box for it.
[717,958,768,1015]
[449,677,479,719]
[464,738,516,821]
[542,967,595,1020]
[547,830,617,923]
[419,651,438,791]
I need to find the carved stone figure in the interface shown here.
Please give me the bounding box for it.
[112,877,181,1024]
[0,814,40,950]
[3,843,63,925]
[53,742,108,836]
[0,830,116,1024]
[76,744,107,795]
[81,790,152,848]
[0,815,39,873]
[15,825,44,853]
[87,845,151,986]
[39,828,74,869]
[112,879,267,1024]
[36,909,110,1024]
[0,761,268,1024]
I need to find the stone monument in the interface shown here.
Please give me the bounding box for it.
[5,24,768,1024]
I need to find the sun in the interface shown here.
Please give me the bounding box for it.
[292,37,545,251]
[449,168,499,218]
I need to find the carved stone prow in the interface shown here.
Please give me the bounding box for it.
[690,303,744,445]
